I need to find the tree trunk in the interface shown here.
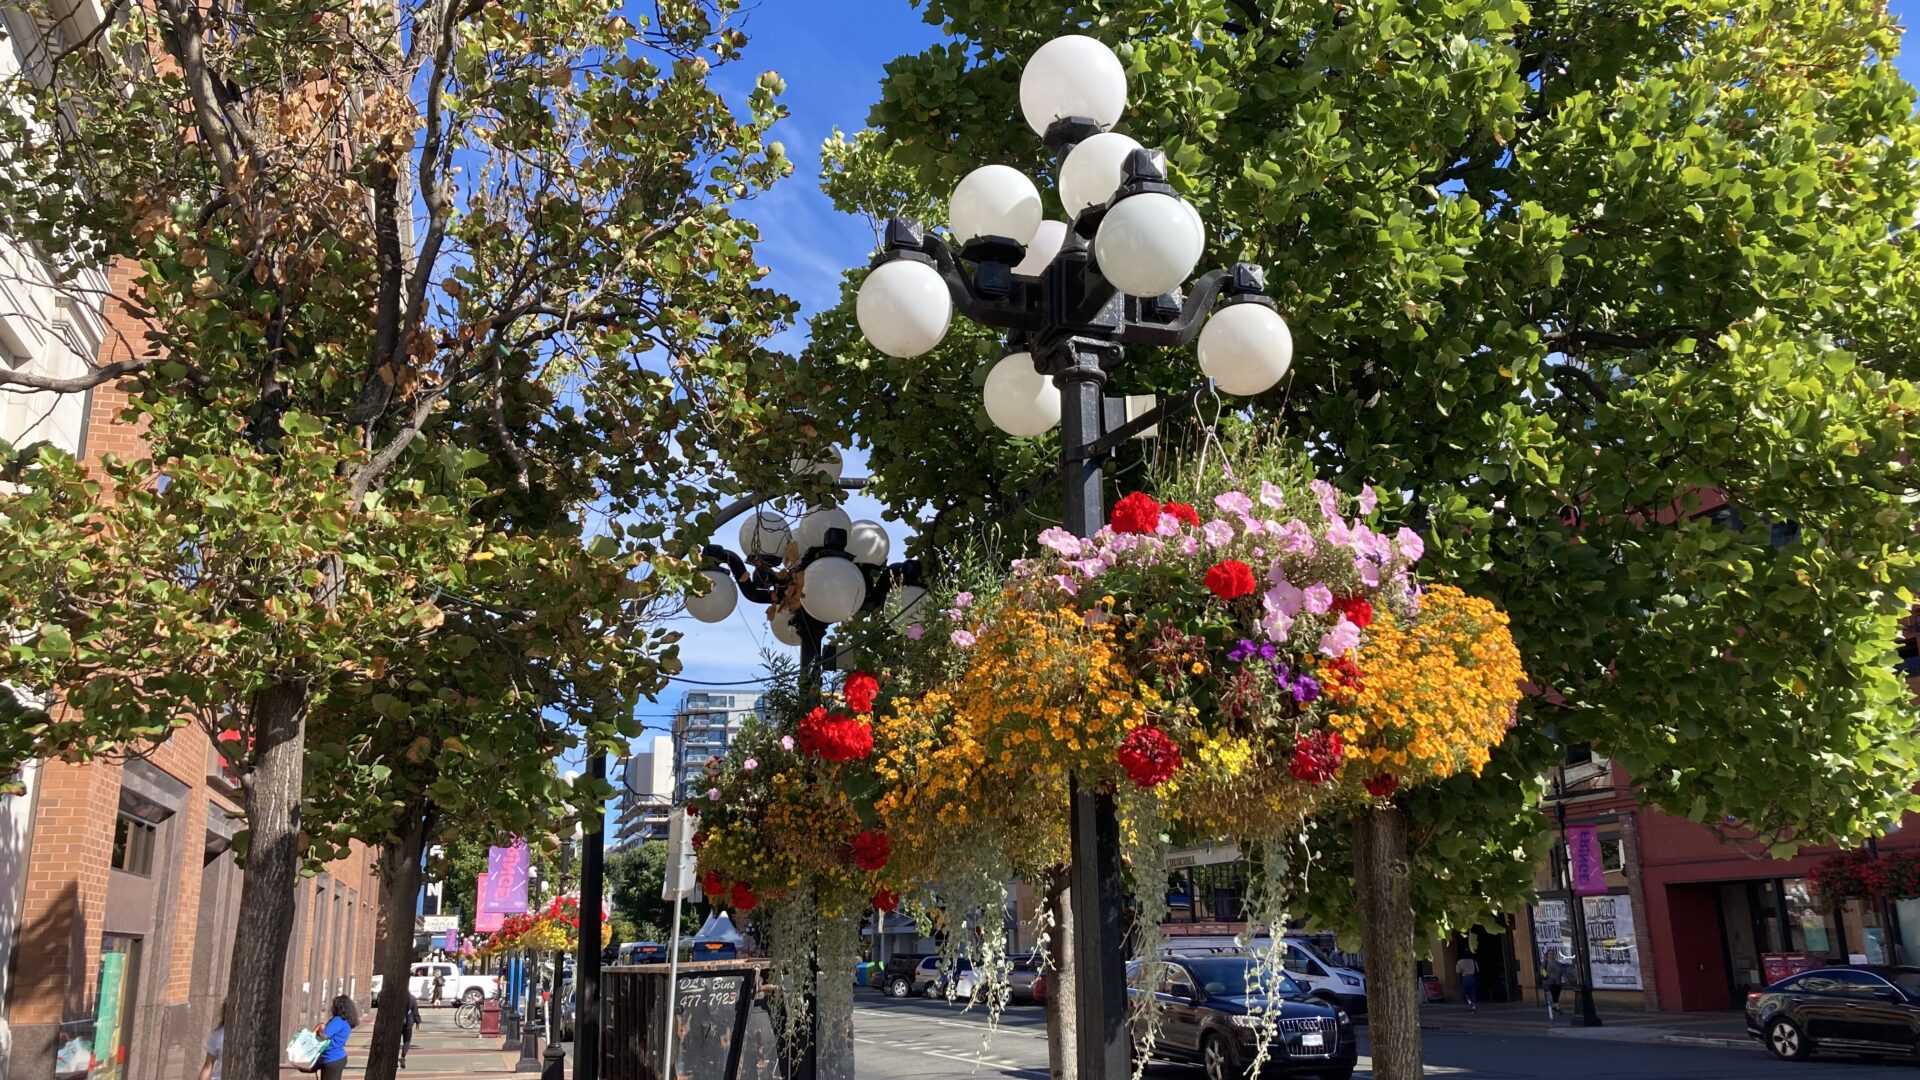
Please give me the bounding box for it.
[364,804,433,1080]
[223,680,311,1080]
[1353,804,1422,1080]
[1043,866,1075,1080]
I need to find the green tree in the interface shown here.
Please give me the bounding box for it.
[0,0,821,1076]
[606,841,702,939]
[796,2,1920,1075]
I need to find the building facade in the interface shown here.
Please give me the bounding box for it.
[614,735,675,846]
[670,691,764,802]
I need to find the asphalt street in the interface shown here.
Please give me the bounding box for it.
[849,995,1920,1080]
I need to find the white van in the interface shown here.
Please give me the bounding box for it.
[1161,936,1367,1014]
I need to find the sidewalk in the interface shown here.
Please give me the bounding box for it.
[277,1010,564,1080]
[1417,1002,1755,1050]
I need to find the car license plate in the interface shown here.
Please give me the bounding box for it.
[1300,1031,1325,1050]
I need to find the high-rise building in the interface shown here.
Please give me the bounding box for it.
[614,735,675,846]
[671,690,764,802]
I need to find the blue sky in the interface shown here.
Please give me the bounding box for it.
[633,0,1920,755]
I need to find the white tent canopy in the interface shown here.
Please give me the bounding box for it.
[692,910,744,945]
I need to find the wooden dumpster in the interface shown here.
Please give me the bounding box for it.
[601,961,780,1080]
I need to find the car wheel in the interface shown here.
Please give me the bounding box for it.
[1767,1017,1810,1061]
[462,988,485,1006]
[924,983,941,999]
[1201,1032,1235,1080]
[887,977,911,999]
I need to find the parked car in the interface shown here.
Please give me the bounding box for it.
[1746,965,1920,1061]
[1008,955,1043,1003]
[916,955,973,998]
[1278,938,1368,1014]
[1129,955,1357,1080]
[879,954,931,998]
[372,962,493,1007]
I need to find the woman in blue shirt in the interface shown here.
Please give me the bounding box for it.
[316,996,359,1080]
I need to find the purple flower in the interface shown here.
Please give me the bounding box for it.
[1214,490,1254,516]
[1292,674,1322,704]
[1396,527,1426,564]
[1228,639,1277,663]
[1038,528,1082,556]
[951,629,977,648]
[1304,584,1334,615]
[905,624,924,641]
[1259,481,1285,509]
[742,757,759,771]
[1202,520,1235,548]
[1317,618,1362,657]
[1358,485,1378,515]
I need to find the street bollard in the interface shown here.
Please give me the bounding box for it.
[542,1043,566,1080]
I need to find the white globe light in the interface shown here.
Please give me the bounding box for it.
[982,351,1060,437]
[950,165,1043,247]
[1012,220,1069,278]
[847,520,891,566]
[890,584,929,623]
[794,505,853,552]
[1093,193,1204,297]
[1058,132,1143,219]
[857,260,952,358]
[794,446,844,481]
[738,510,792,560]
[801,558,867,624]
[685,570,738,624]
[1183,199,1206,252]
[769,608,803,646]
[1019,35,1127,137]
[1198,303,1294,396]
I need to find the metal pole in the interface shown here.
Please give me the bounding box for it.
[1055,340,1132,1080]
[1553,785,1602,1027]
[576,751,607,1080]
[662,888,686,1080]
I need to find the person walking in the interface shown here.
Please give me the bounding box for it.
[316,996,359,1080]
[400,993,422,1069]
[195,1006,223,1080]
[1454,953,1481,1012]
[1542,945,1571,1021]
[430,972,445,1006]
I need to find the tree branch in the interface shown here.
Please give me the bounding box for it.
[1542,326,1702,351]
[0,357,208,394]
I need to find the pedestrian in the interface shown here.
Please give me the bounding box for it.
[196,1005,224,1080]
[400,992,421,1069]
[314,995,359,1080]
[1542,946,1569,1020]
[1454,953,1481,1012]
[430,972,445,1006]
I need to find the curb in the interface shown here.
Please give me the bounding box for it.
[1660,1033,1758,1050]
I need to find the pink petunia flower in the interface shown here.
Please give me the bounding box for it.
[1304,584,1334,615]
[743,757,759,771]
[954,591,974,609]
[1264,579,1304,617]
[1202,520,1235,548]
[1052,574,1079,596]
[951,629,976,648]
[1358,486,1378,515]
[1317,618,1363,657]
[1178,535,1200,556]
[1261,607,1293,643]
[1037,528,1082,556]
[1396,527,1426,563]
[707,787,722,801]
[1214,490,1255,516]
[1356,558,1381,587]
[905,625,924,641]
[1155,513,1181,538]
[1274,520,1316,557]
[1311,479,1340,520]
[780,735,796,751]
[1259,481,1286,509]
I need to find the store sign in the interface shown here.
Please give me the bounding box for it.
[1531,894,1643,990]
[420,914,458,932]
[1761,952,1822,985]
[1567,825,1608,896]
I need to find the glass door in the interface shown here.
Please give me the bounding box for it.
[93,935,143,1080]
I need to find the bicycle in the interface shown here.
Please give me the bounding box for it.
[454,1001,482,1029]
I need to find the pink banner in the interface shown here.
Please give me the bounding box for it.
[1568,824,1608,896]
[483,840,530,915]
[474,872,503,931]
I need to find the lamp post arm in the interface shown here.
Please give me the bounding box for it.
[919,232,1048,332]
[1113,269,1230,348]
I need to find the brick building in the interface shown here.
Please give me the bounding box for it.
[0,14,382,1076]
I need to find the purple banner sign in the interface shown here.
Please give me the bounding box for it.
[443,928,460,952]
[483,840,530,915]
[1568,824,1609,896]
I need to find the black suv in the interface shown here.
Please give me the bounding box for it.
[1129,955,1357,1080]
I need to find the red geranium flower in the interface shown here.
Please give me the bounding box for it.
[1204,560,1257,601]
[844,671,880,715]
[872,888,900,913]
[1164,501,1200,527]
[1363,773,1400,798]
[1110,492,1162,535]
[702,870,726,898]
[730,881,758,913]
[797,707,873,762]
[1287,730,1345,785]
[1116,725,1183,788]
[850,830,892,871]
[691,831,707,852]
[1333,596,1375,629]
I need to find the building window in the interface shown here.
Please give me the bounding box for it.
[1563,742,1594,768]
[1600,837,1625,873]
[111,814,156,876]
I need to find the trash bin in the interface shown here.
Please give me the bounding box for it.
[480,1000,502,1037]
[602,961,778,1080]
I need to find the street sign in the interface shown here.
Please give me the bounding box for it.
[664,808,698,901]
[421,914,458,932]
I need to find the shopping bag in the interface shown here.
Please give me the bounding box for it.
[286,1029,325,1069]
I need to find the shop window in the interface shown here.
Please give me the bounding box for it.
[1600,838,1625,873]
[111,815,156,876]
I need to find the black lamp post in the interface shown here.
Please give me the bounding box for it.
[1548,768,1604,1028]
[850,34,1293,1078]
